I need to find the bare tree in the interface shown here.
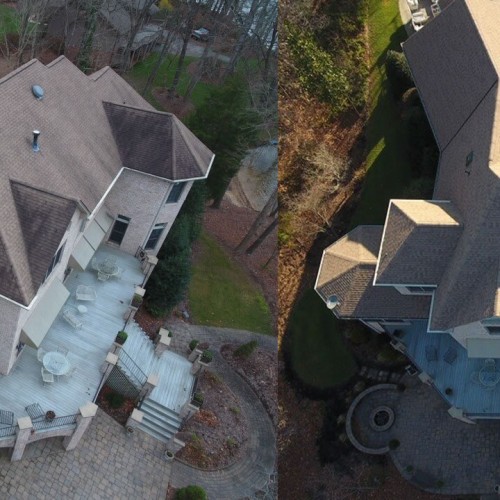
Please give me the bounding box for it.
[236,185,277,253]
[76,0,103,73]
[16,0,50,66]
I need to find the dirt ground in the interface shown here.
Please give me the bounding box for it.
[176,369,249,470]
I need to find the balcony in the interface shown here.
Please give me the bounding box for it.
[0,245,145,419]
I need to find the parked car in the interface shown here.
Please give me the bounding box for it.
[191,28,210,41]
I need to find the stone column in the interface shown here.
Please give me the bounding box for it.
[62,402,98,451]
[179,401,199,420]
[11,417,33,462]
[190,358,209,375]
[141,255,158,285]
[166,437,185,454]
[139,374,159,400]
[155,328,172,355]
[188,348,203,363]
[100,352,118,376]
[125,408,144,434]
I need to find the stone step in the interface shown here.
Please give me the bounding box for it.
[140,398,182,427]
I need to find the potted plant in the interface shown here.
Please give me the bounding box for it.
[131,293,143,308]
[192,392,204,407]
[388,438,400,450]
[445,387,453,396]
[164,450,174,461]
[189,339,199,352]
[115,330,128,345]
[201,350,213,364]
[45,411,55,422]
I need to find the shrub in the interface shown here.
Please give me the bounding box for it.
[105,391,124,409]
[115,331,128,345]
[406,465,414,473]
[344,323,370,345]
[200,350,213,363]
[193,392,204,407]
[388,439,400,450]
[400,87,420,112]
[385,50,414,100]
[189,339,199,351]
[376,344,401,363]
[234,340,258,358]
[445,387,453,396]
[175,485,207,500]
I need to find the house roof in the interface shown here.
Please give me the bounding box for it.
[103,102,213,180]
[316,226,431,319]
[0,56,212,306]
[375,200,463,286]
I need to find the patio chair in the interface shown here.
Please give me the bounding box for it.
[443,347,457,365]
[41,367,54,385]
[56,345,69,357]
[425,345,437,362]
[485,358,496,369]
[0,410,14,427]
[62,308,83,329]
[63,365,77,379]
[76,285,97,302]
[25,403,45,421]
[97,271,110,281]
[36,347,47,363]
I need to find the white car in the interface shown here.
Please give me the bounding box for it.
[191,28,210,42]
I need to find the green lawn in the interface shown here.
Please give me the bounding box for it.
[0,5,18,37]
[349,0,410,228]
[288,289,357,389]
[125,53,215,111]
[188,232,273,335]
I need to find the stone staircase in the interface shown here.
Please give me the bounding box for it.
[118,321,194,442]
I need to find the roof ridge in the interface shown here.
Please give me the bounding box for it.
[101,99,164,115]
[9,179,79,204]
[89,66,111,81]
[0,59,38,87]
[45,55,68,68]
[171,115,205,177]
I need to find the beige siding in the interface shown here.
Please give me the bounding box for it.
[103,169,192,256]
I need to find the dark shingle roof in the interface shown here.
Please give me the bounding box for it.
[103,102,213,180]
[11,181,77,292]
[316,226,431,319]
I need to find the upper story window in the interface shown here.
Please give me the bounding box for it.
[465,151,474,175]
[108,215,130,245]
[44,242,65,282]
[145,223,166,250]
[166,182,186,204]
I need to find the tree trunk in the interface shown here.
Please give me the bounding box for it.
[245,217,277,254]
[142,29,174,97]
[169,11,195,96]
[236,186,277,253]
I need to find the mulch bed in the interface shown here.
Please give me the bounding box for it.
[176,370,249,469]
[221,344,277,428]
[96,384,136,425]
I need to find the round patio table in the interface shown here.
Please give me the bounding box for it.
[479,369,500,387]
[43,352,70,376]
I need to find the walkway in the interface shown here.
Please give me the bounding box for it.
[0,410,170,499]
[166,321,277,500]
[356,375,500,495]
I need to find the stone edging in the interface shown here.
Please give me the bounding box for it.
[345,383,397,455]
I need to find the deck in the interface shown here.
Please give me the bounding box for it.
[389,321,500,417]
[0,245,145,420]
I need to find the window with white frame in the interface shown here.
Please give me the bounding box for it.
[108,215,130,245]
[145,223,166,250]
[44,242,65,282]
[166,182,186,203]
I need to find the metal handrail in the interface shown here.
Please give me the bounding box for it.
[0,425,17,438]
[33,413,78,431]
[117,349,147,388]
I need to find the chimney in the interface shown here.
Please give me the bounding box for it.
[32,130,40,152]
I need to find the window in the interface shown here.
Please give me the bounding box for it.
[486,326,500,335]
[108,215,130,245]
[166,182,186,203]
[145,223,166,250]
[44,242,65,282]
[465,151,474,175]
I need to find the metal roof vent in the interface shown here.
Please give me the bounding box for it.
[32,85,44,100]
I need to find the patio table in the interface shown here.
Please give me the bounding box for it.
[479,369,500,387]
[97,262,119,277]
[43,352,70,376]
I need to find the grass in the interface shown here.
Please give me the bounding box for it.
[0,5,18,37]
[189,232,273,335]
[349,0,410,228]
[287,289,357,389]
[125,53,216,111]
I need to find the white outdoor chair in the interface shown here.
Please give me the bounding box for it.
[63,365,77,379]
[62,308,83,329]
[97,271,110,282]
[76,285,97,302]
[41,367,54,385]
[36,348,47,363]
[56,345,69,357]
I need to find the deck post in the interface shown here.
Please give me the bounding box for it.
[166,436,185,454]
[188,348,203,362]
[179,401,199,421]
[139,373,158,400]
[62,402,98,451]
[155,328,172,355]
[11,417,32,461]
[125,408,144,434]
